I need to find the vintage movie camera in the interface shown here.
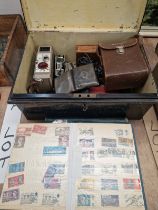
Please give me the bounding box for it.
[27,46,54,93]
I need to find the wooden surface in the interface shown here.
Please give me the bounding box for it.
[0,15,27,86]
[131,120,158,210]
[143,37,158,71]
[0,87,11,131]
[143,107,158,169]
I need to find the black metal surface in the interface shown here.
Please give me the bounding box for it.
[8,92,157,120]
[9,92,158,100]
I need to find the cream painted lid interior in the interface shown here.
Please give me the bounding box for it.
[21,0,147,32]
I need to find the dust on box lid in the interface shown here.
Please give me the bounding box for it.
[21,0,147,34]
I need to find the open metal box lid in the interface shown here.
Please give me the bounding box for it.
[21,0,147,34]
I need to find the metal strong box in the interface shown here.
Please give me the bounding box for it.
[9,0,158,120]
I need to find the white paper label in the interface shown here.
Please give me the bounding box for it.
[0,104,21,183]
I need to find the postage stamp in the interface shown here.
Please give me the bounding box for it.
[32,125,47,135]
[77,194,94,206]
[114,129,124,137]
[114,129,129,137]
[97,148,135,159]
[43,177,61,189]
[14,136,25,148]
[101,195,119,207]
[118,137,133,147]
[121,163,138,174]
[79,139,94,148]
[8,174,24,188]
[125,194,144,207]
[55,127,70,136]
[78,178,95,190]
[101,179,118,190]
[42,193,60,206]
[20,192,38,204]
[58,135,69,147]
[2,189,20,203]
[17,127,32,136]
[101,164,117,175]
[82,165,94,175]
[43,146,66,156]
[43,164,65,178]
[82,150,95,161]
[9,162,25,173]
[79,128,94,137]
[123,178,141,190]
[101,138,117,147]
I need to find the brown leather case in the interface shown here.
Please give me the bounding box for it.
[99,38,149,91]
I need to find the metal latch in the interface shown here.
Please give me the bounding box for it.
[73,94,96,98]
[116,46,125,54]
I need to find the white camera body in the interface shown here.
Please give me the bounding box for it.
[33,46,54,92]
